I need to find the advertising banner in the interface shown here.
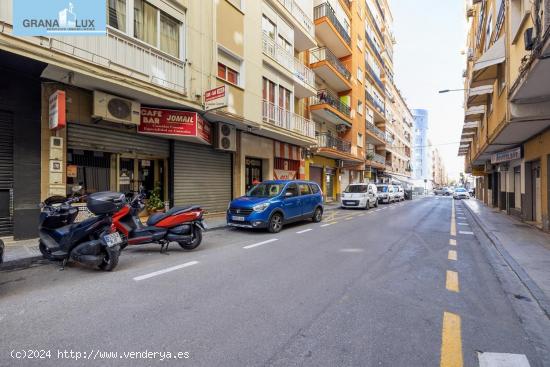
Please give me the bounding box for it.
[139,108,212,145]
[274,169,297,180]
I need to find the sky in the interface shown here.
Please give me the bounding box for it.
[392,0,467,181]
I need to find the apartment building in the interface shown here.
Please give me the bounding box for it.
[432,148,448,188]
[385,84,413,180]
[412,109,431,189]
[460,0,550,231]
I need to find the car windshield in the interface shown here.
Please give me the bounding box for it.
[377,185,388,192]
[345,185,368,193]
[455,188,467,192]
[246,183,284,198]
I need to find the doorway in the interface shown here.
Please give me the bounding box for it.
[119,157,165,199]
[531,161,542,223]
[245,158,263,192]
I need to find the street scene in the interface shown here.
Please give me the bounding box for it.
[1,0,550,366]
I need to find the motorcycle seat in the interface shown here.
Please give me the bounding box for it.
[147,205,201,226]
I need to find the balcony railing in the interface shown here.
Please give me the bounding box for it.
[262,33,315,89]
[365,61,385,91]
[313,2,351,45]
[317,133,351,153]
[310,89,351,117]
[365,31,384,66]
[277,0,314,36]
[366,122,385,141]
[367,152,386,165]
[385,132,395,145]
[262,100,316,138]
[310,47,351,81]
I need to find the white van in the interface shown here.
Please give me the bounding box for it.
[341,183,379,209]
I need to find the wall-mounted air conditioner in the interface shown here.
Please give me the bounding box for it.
[93,91,140,126]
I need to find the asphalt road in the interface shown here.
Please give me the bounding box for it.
[0,196,548,367]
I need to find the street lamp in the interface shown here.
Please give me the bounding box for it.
[438,88,467,94]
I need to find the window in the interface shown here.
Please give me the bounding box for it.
[133,0,182,58]
[357,67,363,83]
[108,0,126,31]
[357,35,363,51]
[309,183,320,194]
[299,184,312,196]
[262,15,276,39]
[134,0,157,45]
[497,63,505,93]
[285,183,300,197]
[160,13,180,57]
[357,132,364,148]
[278,35,292,54]
[484,9,493,51]
[357,100,363,115]
[218,63,239,85]
[262,77,276,104]
[279,86,292,111]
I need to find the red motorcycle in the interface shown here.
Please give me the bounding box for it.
[113,192,206,252]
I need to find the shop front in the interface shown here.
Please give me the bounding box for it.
[236,133,274,196]
[273,141,304,181]
[307,155,337,202]
[523,130,550,230]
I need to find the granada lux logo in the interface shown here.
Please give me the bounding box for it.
[22,2,96,30]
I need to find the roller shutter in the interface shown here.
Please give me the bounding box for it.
[68,123,169,157]
[173,141,232,213]
[0,111,13,235]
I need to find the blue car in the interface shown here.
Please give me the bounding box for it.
[227,180,324,233]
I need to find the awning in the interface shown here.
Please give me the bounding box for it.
[467,84,494,107]
[472,37,505,82]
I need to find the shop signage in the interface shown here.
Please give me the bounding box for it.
[13,0,106,36]
[139,107,212,145]
[491,147,521,164]
[49,90,66,130]
[471,166,485,176]
[204,86,228,111]
[274,169,297,180]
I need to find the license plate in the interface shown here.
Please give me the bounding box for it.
[232,216,245,222]
[103,232,122,247]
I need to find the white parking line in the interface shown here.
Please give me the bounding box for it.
[374,209,381,212]
[320,223,334,227]
[459,231,474,235]
[296,229,312,234]
[457,216,466,219]
[478,352,531,367]
[243,238,278,249]
[458,223,469,226]
[133,261,199,281]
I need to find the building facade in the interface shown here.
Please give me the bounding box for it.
[460,0,550,231]
[431,148,448,188]
[412,109,431,190]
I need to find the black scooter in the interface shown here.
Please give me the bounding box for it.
[38,191,126,271]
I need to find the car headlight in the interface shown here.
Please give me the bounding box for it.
[252,202,270,212]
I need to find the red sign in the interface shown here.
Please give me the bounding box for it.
[49,90,66,130]
[139,107,212,145]
[204,86,227,111]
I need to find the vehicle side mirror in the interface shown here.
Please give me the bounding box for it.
[284,191,294,198]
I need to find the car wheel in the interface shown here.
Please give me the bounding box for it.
[364,200,370,210]
[374,200,379,208]
[312,207,323,223]
[268,212,283,233]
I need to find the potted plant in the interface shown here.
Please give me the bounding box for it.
[366,152,374,161]
[146,183,165,214]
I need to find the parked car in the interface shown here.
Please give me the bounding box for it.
[453,187,470,200]
[434,187,453,196]
[341,183,378,209]
[227,180,324,233]
[394,185,405,201]
[377,184,396,204]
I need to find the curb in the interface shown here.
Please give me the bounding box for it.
[462,201,550,319]
[0,255,45,271]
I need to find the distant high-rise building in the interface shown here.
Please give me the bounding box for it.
[412,109,431,189]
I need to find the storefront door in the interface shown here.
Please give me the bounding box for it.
[325,169,335,201]
[119,157,165,198]
[246,158,263,192]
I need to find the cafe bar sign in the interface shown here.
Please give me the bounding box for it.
[491,147,521,164]
[139,107,212,145]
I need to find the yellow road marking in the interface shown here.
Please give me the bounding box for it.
[450,200,456,236]
[446,270,459,292]
[449,239,456,246]
[448,250,457,261]
[440,312,463,367]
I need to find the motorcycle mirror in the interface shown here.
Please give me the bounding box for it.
[71,185,83,193]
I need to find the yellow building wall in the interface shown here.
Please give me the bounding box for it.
[523,130,550,229]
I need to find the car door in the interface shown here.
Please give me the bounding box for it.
[369,184,377,204]
[299,183,314,216]
[282,183,301,220]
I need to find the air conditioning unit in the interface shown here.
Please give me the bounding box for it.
[93,91,140,125]
[214,122,237,151]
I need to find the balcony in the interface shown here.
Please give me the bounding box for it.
[262,33,316,98]
[316,133,363,162]
[275,0,316,50]
[365,62,385,91]
[262,100,316,141]
[313,2,352,57]
[366,122,386,145]
[365,32,385,67]
[366,152,386,168]
[309,89,352,127]
[309,47,352,92]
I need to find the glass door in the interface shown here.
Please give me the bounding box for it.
[245,158,263,192]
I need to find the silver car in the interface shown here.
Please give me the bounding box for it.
[341,183,379,209]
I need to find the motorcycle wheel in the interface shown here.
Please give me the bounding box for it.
[178,228,202,250]
[98,248,120,271]
[38,241,54,260]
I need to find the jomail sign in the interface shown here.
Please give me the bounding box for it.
[13,0,106,36]
[491,147,521,164]
[139,107,212,145]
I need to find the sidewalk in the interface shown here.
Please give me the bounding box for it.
[463,199,550,317]
[1,203,343,269]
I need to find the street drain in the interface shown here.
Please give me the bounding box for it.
[514,294,532,302]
